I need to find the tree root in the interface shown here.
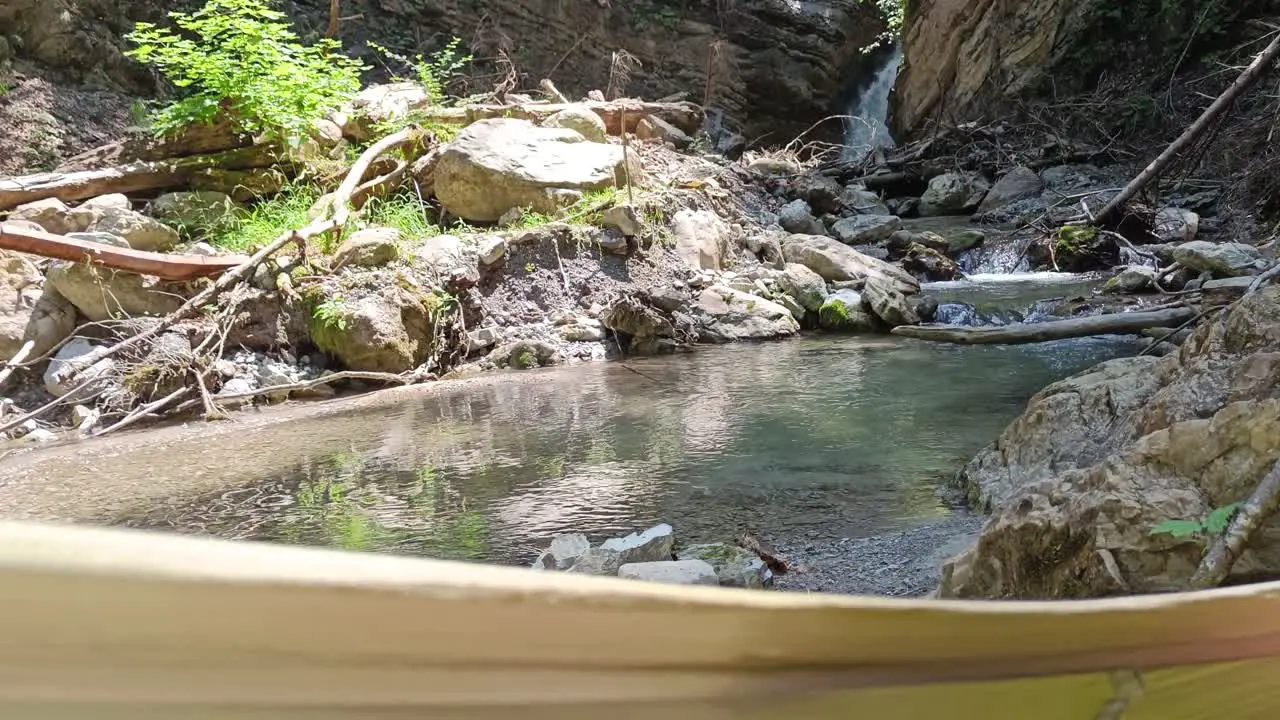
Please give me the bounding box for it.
[1189,460,1280,589]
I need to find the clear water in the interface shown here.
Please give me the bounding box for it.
[120,334,1139,565]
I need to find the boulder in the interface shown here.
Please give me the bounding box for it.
[566,547,622,576]
[17,287,78,360]
[45,262,186,321]
[531,533,591,571]
[976,166,1043,214]
[333,227,401,268]
[862,276,921,327]
[695,285,801,342]
[475,235,508,265]
[618,560,719,586]
[7,198,83,234]
[1171,241,1262,278]
[778,263,828,312]
[901,242,961,281]
[941,288,1280,598]
[671,209,732,271]
[677,543,773,588]
[818,288,878,331]
[559,318,607,342]
[341,82,428,141]
[942,228,986,254]
[542,106,608,143]
[0,250,43,360]
[777,199,825,236]
[839,186,891,215]
[43,337,117,400]
[601,205,642,237]
[599,524,675,565]
[488,340,562,369]
[781,234,921,294]
[71,194,131,228]
[434,118,634,222]
[307,286,435,373]
[91,207,180,252]
[831,214,901,246]
[791,174,844,216]
[148,191,239,232]
[1103,265,1157,294]
[919,172,990,216]
[635,115,690,148]
[1152,207,1199,243]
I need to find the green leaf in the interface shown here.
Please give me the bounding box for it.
[1204,502,1244,535]
[1149,519,1205,539]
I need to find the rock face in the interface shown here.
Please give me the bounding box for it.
[434,119,632,222]
[941,287,1280,598]
[695,285,801,342]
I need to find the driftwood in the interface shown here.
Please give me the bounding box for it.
[891,308,1196,345]
[1094,31,1280,225]
[0,222,247,280]
[0,145,283,211]
[1189,460,1280,589]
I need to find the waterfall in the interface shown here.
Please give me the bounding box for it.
[842,44,903,161]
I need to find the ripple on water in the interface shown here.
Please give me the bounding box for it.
[108,333,1141,565]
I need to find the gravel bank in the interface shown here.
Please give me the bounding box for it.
[773,509,984,597]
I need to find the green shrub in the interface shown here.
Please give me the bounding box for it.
[368,37,471,106]
[125,0,365,146]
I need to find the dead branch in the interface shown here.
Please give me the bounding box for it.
[0,145,282,211]
[1138,306,1220,357]
[0,340,34,390]
[326,0,341,37]
[0,222,246,280]
[1189,460,1280,588]
[892,308,1196,345]
[1094,31,1280,225]
[213,370,415,403]
[93,385,191,438]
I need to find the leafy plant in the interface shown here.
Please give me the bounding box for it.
[313,294,350,331]
[125,0,365,145]
[367,37,471,105]
[1150,502,1243,539]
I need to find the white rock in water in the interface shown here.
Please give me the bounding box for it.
[566,547,622,575]
[618,560,719,586]
[20,428,59,444]
[599,523,675,565]
[532,533,591,571]
[43,338,116,400]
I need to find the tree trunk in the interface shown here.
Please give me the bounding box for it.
[890,308,1196,345]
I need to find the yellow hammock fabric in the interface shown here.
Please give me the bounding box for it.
[0,521,1277,719]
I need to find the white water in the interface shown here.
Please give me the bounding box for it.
[842,45,903,161]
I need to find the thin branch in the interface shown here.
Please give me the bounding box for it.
[1189,460,1280,588]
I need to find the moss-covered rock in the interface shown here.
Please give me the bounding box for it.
[306,284,438,373]
[817,289,878,332]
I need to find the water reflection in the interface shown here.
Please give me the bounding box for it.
[121,336,1139,564]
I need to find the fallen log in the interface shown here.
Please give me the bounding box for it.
[56,115,255,172]
[411,99,705,136]
[0,223,247,281]
[891,308,1196,345]
[0,144,283,211]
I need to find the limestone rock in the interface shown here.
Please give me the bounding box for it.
[777,199,825,236]
[488,339,562,369]
[618,560,719,586]
[635,115,690,148]
[677,543,773,588]
[839,186,891,215]
[1103,265,1157,294]
[599,523,676,565]
[66,231,130,248]
[695,285,801,342]
[566,547,622,576]
[791,174,844,215]
[334,227,401,268]
[1152,207,1199,243]
[942,228,986,254]
[8,198,83,234]
[531,533,591,571]
[919,172,990,216]
[671,209,732,271]
[0,250,43,361]
[559,320,607,342]
[778,262,828,312]
[862,276,921,327]
[542,106,608,142]
[43,337,116,399]
[475,235,508,265]
[434,119,633,222]
[342,82,428,141]
[91,208,180,252]
[602,205,642,237]
[1171,241,1261,278]
[901,242,961,281]
[148,191,239,231]
[308,286,435,373]
[818,288,879,331]
[46,262,186,321]
[781,234,921,294]
[831,214,901,245]
[976,166,1043,214]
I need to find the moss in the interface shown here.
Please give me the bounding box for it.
[1054,224,1097,254]
[512,348,537,369]
[818,297,853,328]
